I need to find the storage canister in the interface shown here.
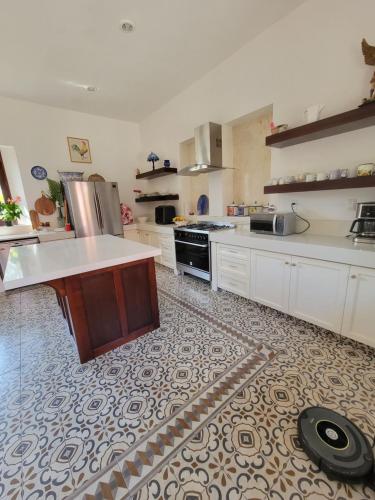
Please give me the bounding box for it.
[227,204,239,216]
[237,204,249,216]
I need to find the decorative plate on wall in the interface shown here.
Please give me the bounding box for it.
[31,165,48,180]
[197,194,209,215]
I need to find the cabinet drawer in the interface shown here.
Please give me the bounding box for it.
[218,255,249,275]
[218,244,250,262]
[218,270,249,298]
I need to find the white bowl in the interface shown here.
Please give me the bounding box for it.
[137,216,148,223]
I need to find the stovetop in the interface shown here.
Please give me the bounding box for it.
[175,222,235,234]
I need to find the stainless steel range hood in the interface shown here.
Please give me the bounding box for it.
[179,122,227,176]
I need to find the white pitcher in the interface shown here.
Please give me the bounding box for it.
[304,104,325,123]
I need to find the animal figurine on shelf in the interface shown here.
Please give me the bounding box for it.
[362,38,375,65]
[361,38,375,106]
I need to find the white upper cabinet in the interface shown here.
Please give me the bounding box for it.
[289,256,349,333]
[342,266,375,348]
[250,250,291,313]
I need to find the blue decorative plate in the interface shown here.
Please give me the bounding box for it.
[31,166,47,180]
[197,194,209,215]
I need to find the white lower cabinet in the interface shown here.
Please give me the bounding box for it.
[159,234,176,269]
[289,256,349,333]
[123,229,140,242]
[214,243,374,347]
[341,266,375,347]
[217,244,250,298]
[131,229,176,270]
[139,230,151,245]
[250,250,291,313]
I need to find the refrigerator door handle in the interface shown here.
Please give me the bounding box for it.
[96,192,104,229]
[93,193,103,228]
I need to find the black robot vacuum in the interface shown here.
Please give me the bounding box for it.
[298,407,375,489]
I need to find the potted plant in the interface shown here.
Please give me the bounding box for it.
[0,196,23,226]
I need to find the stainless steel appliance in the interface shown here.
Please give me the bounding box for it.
[155,205,176,225]
[174,222,235,281]
[350,201,375,243]
[250,212,296,235]
[178,123,234,177]
[64,181,123,238]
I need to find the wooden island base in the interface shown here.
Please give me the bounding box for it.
[48,257,159,363]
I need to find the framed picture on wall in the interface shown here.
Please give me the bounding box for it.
[67,137,92,163]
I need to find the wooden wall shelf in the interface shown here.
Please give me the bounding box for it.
[135,194,179,203]
[266,104,375,148]
[264,176,375,194]
[136,167,177,180]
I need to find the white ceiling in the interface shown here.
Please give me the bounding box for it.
[0,0,303,122]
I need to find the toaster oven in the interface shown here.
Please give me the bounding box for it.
[250,212,296,235]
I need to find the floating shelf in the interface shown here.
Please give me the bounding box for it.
[135,194,179,203]
[264,176,375,194]
[136,167,177,180]
[266,104,375,148]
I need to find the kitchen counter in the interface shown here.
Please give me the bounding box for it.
[0,229,76,243]
[4,234,161,290]
[4,234,161,363]
[123,217,250,234]
[210,228,375,268]
[0,231,37,242]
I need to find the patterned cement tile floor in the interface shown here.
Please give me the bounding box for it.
[0,265,374,499]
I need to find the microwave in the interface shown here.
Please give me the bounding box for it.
[250,213,296,235]
[155,205,176,225]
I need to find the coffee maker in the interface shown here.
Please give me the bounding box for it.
[350,202,375,243]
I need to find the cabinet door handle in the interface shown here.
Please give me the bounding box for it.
[291,263,297,267]
[285,261,289,265]
[350,275,357,279]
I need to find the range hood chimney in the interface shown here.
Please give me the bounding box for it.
[179,122,227,176]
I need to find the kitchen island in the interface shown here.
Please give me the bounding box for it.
[3,235,161,362]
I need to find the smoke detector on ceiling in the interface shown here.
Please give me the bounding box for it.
[120,20,135,33]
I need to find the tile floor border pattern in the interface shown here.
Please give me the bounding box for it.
[71,352,272,499]
[161,286,277,363]
[158,287,272,358]
[68,289,277,499]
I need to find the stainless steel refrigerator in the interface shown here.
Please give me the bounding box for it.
[64,181,123,238]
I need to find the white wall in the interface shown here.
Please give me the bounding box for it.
[0,146,29,224]
[139,0,375,233]
[0,95,140,224]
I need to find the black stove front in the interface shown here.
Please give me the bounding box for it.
[174,229,210,280]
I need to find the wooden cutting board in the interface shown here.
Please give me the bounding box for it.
[34,192,55,216]
[29,209,40,230]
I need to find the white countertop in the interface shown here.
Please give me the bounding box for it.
[123,217,249,234]
[3,234,161,290]
[210,228,375,269]
[124,222,175,234]
[0,229,76,243]
[0,231,37,242]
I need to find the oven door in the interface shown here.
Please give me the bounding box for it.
[175,240,210,272]
[250,218,274,234]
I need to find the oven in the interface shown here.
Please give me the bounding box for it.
[174,229,210,281]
